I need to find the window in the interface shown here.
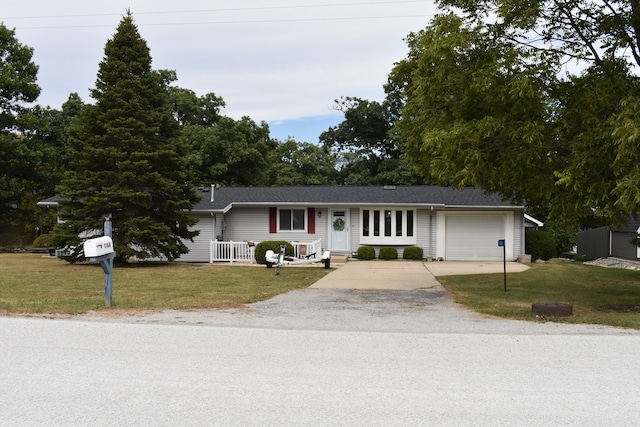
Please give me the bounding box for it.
[363,210,370,236]
[360,208,417,244]
[279,209,305,231]
[385,210,392,236]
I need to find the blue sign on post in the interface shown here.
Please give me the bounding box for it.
[498,239,505,247]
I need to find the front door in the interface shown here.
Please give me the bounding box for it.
[330,210,349,252]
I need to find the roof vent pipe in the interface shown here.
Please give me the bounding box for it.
[211,184,215,202]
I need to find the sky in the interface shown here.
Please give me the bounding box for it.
[2,1,439,143]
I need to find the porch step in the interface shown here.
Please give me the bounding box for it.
[331,254,349,264]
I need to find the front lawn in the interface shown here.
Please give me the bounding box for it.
[438,259,640,329]
[0,254,331,315]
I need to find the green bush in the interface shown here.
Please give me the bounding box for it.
[379,246,398,260]
[255,240,294,264]
[545,221,579,255]
[402,246,423,260]
[525,230,558,260]
[357,246,375,260]
[32,234,52,248]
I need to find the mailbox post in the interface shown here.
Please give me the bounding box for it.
[83,218,115,306]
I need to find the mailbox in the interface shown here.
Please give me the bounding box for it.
[83,236,114,257]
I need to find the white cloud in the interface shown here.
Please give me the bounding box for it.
[2,0,438,134]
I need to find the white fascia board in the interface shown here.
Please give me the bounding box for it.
[37,201,60,208]
[524,213,544,227]
[226,202,446,209]
[444,205,524,210]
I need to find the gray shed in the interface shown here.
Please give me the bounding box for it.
[577,218,640,261]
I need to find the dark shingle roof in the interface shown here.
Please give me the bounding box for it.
[612,217,640,233]
[193,186,520,211]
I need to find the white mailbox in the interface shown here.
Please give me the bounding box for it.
[83,236,114,257]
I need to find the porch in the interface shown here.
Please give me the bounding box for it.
[209,239,323,263]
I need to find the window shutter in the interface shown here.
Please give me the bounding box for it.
[269,207,277,233]
[308,208,315,234]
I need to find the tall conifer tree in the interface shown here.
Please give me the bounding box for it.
[53,11,200,262]
[0,23,41,224]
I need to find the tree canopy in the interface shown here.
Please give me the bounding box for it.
[265,138,337,185]
[182,116,275,186]
[320,97,422,185]
[0,23,42,224]
[395,0,640,226]
[52,12,200,262]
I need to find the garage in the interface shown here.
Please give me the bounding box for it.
[445,215,505,261]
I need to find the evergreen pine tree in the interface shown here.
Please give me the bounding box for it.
[53,11,200,262]
[0,23,42,224]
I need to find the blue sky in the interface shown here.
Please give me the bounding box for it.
[267,115,343,143]
[2,1,439,143]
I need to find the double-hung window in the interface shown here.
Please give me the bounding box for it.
[279,209,306,231]
[360,208,416,244]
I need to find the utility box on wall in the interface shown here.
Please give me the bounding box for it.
[83,236,114,258]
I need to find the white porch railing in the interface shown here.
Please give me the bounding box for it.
[209,239,322,263]
[210,240,256,263]
[290,239,322,259]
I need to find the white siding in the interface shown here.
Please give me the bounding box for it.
[179,213,215,262]
[349,208,359,254]
[514,212,523,257]
[431,210,438,259]
[223,208,268,242]
[182,206,524,262]
[316,208,328,244]
[225,207,326,251]
[416,209,432,259]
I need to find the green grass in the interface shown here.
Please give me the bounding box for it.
[0,254,331,315]
[438,259,640,329]
[5,254,640,329]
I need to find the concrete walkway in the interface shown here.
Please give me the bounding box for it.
[310,260,529,290]
[310,260,439,290]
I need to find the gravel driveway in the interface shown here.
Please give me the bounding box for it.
[74,259,639,335]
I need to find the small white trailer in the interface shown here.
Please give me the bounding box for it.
[265,245,331,275]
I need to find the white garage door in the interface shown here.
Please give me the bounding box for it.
[445,215,504,261]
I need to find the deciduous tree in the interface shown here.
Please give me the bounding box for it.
[266,138,337,185]
[320,97,421,185]
[396,1,640,226]
[183,116,275,186]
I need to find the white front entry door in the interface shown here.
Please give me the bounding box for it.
[329,210,349,252]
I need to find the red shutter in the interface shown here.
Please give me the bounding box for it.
[308,208,315,234]
[269,207,277,233]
